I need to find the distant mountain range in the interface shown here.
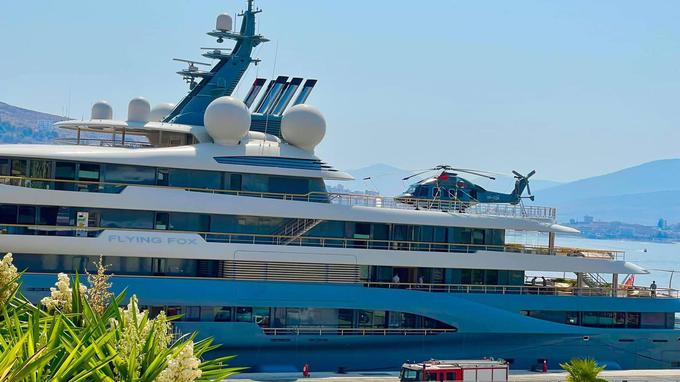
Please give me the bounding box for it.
[329,161,680,226]
[0,101,67,143]
[2,100,679,226]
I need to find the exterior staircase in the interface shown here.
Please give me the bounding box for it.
[583,273,609,288]
[273,218,323,245]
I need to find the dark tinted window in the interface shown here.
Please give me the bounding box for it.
[0,205,17,224]
[11,159,27,176]
[100,210,154,229]
[103,164,155,185]
[0,158,9,176]
[169,213,209,232]
[78,163,100,181]
[17,206,35,224]
[268,176,308,194]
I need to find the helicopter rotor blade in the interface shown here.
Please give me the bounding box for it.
[450,168,496,180]
[402,170,432,181]
[527,170,536,178]
[512,170,522,178]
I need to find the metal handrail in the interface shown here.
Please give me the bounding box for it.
[54,138,154,149]
[0,175,556,220]
[261,327,456,336]
[363,281,680,298]
[0,222,623,260]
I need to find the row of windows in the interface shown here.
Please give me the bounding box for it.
[0,157,327,196]
[142,305,454,330]
[12,254,525,288]
[0,204,506,247]
[366,266,525,286]
[521,310,675,329]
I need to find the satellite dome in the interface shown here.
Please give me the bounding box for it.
[149,103,176,122]
[281,104,326,151]
[127,97,151,123]
[204,96,251,145]
[216,13,233,31]
[91,101,113,120]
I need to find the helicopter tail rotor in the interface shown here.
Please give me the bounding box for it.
[513,170,536,200]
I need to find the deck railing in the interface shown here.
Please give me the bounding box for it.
[0,223,622,260]
[261,327,456,336]
[363,281,679,298]
[54,138,154,149]
[0,175,556,220]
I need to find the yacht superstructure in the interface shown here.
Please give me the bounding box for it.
[2,1,680,372]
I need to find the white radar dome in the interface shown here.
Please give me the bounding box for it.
[204,96,251,145]
[216,13,233,31]
[91,101,113,120]
[127,97,151,123]
[281,104,326,151]
[149,103,176,122]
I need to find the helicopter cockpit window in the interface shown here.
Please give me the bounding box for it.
[416,187,429,198]
[406,185,417,194]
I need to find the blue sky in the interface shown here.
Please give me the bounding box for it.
[1,0,679,182]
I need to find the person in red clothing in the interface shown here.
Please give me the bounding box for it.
[303,363,311,378]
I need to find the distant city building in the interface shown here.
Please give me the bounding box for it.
[583,215,594,224]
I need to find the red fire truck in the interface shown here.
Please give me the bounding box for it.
[399,359,509,382]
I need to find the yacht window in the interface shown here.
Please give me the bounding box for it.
[29,160,52,179]
[215,307,233,322]
[241,174,268,192]
[0,205,17,224]
[268,176,309,195]
[253,307,271,326]
[169,213,209,232]
[155,212,169,230]
[55,162,76,180]
[17,206,35,225]
[11,159,27,177]
[156,168,169,186]
[103,164,155,185]
[78,163,100,181]
[38,206,59,225]
[100,210,154,229]
[228,174,242,191]
[168,169,221,190]
[236,307,253,322]
[0,158,9,176]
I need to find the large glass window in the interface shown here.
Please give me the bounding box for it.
[168,169,221,190]
[0,158,9,176]
[17,206,35,225]
[0,205,17,224]
[103,164,155,185]
[241,174,268,193]
[100,210,154,229]
[169,213,209,232]
[268,176,309,195]
[11,159,27,177]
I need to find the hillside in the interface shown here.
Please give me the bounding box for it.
[0,101,67,143]
[534,159,680,225]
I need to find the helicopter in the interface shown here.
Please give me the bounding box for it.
[395,165,536,207]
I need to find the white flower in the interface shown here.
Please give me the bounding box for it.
[0,253,19,305]
[112,295,175,379]
[40,273,87,313]
[154,341,203,382]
